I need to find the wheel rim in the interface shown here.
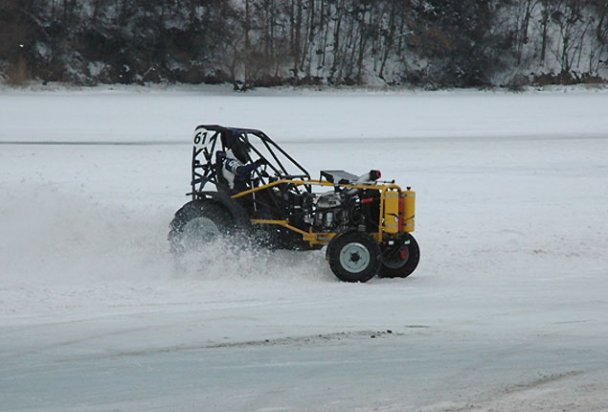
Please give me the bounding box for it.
[383,246,410,269]
[339,242,371,273]
[181,217,221,249]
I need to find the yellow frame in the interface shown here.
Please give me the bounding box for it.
[231,178,413,247]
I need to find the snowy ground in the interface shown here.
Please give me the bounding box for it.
[1,87,608,411]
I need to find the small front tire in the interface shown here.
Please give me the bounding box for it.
[326,231,381,283]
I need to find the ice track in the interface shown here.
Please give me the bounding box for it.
[1,89,608,411]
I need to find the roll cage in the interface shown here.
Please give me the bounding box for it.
[190,125,310,198]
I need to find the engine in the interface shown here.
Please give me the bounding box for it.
[311,191,344,230]
[308,189,373,232]
[289,187,378,233]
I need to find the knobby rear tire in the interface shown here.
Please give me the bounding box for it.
[168,200,233,255]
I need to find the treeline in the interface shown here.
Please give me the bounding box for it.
[1,0,608,89]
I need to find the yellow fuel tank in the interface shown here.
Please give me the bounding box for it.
[383,191,400,234]
[400,189,415,232]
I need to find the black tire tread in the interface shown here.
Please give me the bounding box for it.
[379,233,420,278]
[168,200,232,254]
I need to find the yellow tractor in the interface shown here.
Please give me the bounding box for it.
[169,125,419,283]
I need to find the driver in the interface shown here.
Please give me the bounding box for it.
[221,129,265,193]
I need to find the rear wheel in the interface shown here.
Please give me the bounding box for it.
[326,231,381,283]
[169,201,232,254]
[379,233,420,278]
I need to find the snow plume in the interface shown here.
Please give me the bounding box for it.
[0,185,172,286]
[0,185,331,288]
[176,238,330,283]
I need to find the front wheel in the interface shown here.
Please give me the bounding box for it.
[379,233,420,278]
[326,231,381,283]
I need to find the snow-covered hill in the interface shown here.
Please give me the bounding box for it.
[3,1,608,87]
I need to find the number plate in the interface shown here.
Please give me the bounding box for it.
[193,128,210,149]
